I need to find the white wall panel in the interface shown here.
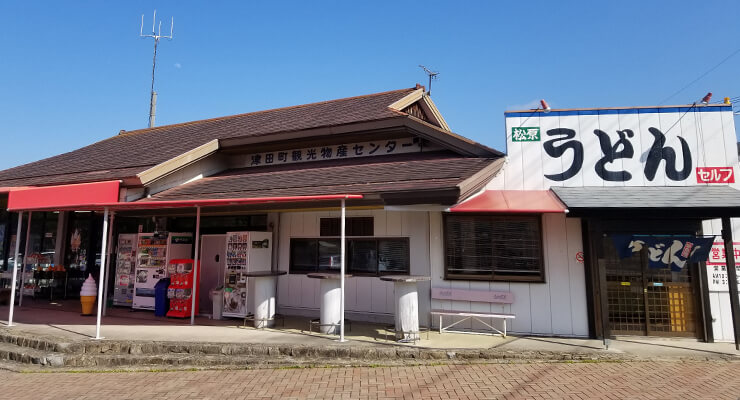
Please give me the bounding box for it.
[577,112,602,187]
[521,114,544,190]
[638,110,666,186]
[721,109,739,168]
[429,212,451,322]
[557,114,584,188]
[617,111,645,187]
[545,213,574,335]
[385,211,402,236]
[566,218,589,336]
[372,209,387,236]
[344,276,357,311]
[698,110,727,169]
[509,283,532,333]
[301,277,317,308]
[597,111,623,187]
[658,110,688,186]
[485,164,507,190]
[370,278,389,313]
[504,116,525,190]
[678,109,702,186]
[530,215,553,334]
[354,278,372,312]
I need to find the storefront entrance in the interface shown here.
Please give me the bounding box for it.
[601,236,699,338]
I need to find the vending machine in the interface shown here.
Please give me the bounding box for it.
[166,259,200,318]
[112,233,138,306]
[132,232,192,310]
[222,231,272,318]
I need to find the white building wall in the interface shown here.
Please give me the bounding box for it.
[502,106,739,341]
[276,209,432,325]
[429,211,589,337]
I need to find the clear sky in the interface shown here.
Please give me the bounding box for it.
[1,1,739,170]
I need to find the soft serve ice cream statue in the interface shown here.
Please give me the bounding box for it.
[79,275,97,315]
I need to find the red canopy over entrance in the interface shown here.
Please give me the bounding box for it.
[449,190,567,213]
[7,180,121,211]
[6,179,363,212]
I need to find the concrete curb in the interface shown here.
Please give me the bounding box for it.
[0,327,737,371]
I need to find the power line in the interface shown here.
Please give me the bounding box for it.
[658,46,740,105]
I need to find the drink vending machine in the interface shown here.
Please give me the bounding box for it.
[222,231,272,318]
[132,232,193,310]
[112,234,138,306]
[166,259,200,318]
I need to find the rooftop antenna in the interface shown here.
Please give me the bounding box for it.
[140,10,174,128]
[418,65,439,96]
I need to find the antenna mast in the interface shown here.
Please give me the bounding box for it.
[140,10,174,128]
[418,65,439,96]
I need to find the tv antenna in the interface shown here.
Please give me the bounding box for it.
[418,65,439,96]
[140,10,174,128]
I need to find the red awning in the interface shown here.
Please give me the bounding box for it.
[7,181,121,211]
[7,186,363,212]
[449,190,567,213]
[0,186,31,194]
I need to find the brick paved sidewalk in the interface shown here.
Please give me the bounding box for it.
[1,361,738,399]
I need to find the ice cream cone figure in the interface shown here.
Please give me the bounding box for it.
[80,275,97,315]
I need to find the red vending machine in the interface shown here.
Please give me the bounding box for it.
[166,259,200,318]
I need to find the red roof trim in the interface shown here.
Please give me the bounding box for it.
[449,190,567,213]
[8,193,363,212]
[8,181,120,211]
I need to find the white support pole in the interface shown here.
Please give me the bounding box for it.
[102,212,115,317]
[95,208,109,340]
[339,198,346,342]
[19,211,32,307]
[7,211,24,327]
[190,206,201,326]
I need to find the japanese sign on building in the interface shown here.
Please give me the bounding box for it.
[611,234,714,272]
[706,242,740,291]
[511,127,540,142]
[241,137,439,168]
[696,167,735,183]
[503,106,738,189]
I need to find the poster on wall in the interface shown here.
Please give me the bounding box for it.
[706,242,740,291]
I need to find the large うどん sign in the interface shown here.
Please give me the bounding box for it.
[504,105,738,189]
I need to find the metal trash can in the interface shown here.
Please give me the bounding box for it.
[154,278,171,317]
[211,287,223,320]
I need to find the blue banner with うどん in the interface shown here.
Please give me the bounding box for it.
[611,235,715,272]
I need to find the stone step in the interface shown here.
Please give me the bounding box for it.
[0,329,70,353]
[0,341,64,366]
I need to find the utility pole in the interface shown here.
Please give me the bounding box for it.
[140,10,174,128]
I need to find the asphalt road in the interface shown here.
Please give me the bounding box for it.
[1,361,738,399]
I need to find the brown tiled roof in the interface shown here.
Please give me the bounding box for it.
[142,152,499,204]
[0,166,149,188]
[0,88,417,187]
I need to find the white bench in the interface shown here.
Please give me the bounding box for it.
[431,287,515,337]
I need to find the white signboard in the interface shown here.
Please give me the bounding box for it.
[242,137,441,168]
[502,106,738,189]
[706,242,740,292]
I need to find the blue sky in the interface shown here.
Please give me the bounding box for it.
[1,1,739,170]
